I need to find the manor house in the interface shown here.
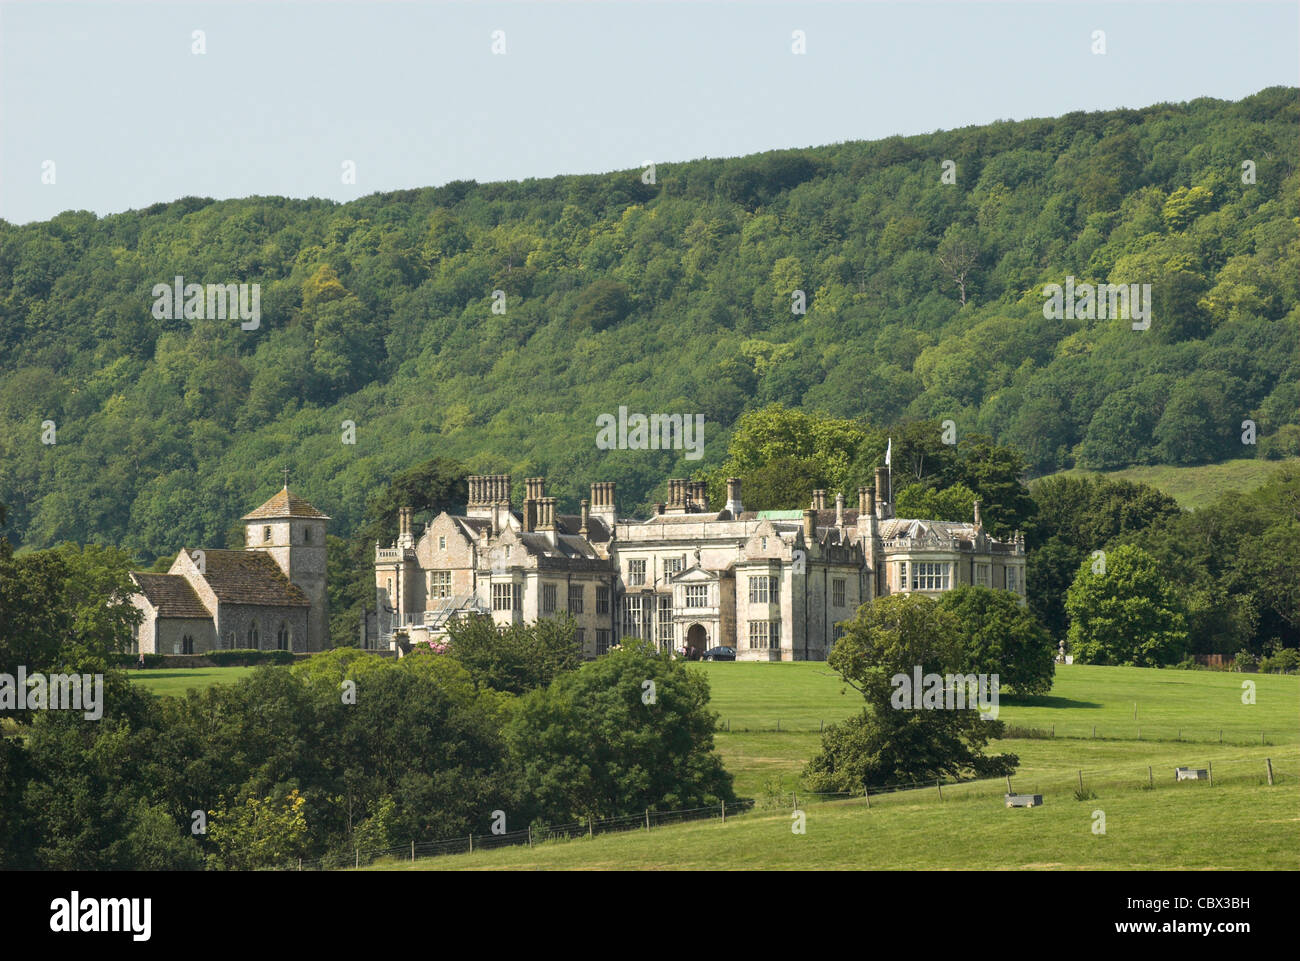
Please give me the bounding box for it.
[375,466,1025,662]
[128,486,331,654]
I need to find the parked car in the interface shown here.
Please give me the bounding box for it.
[701,646,736,661]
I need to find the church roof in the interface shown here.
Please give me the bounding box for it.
[130,572,211,618]
[241,486,331,521]
[192,550,311,607]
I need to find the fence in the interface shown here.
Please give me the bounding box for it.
[713,717,1297,746]
[282,799,756,871]
[279,752,1296,871]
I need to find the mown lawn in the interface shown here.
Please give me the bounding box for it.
[128,667,256,697]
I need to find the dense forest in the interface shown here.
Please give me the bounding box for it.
[0,87,1296,566]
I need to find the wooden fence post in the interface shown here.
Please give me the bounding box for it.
[1005,775,1012,795]
[1266,758,1274,786]
[936,779,943,801]
[1148,766,1153,788]
[1208,762,1213,787]
[469,833,473,853]
[355,849,359,869]
[1077,770,1084,793]
[527,826,533,848]
[645,808,650,830]
[721,801,726,823]
[411,840,415,862]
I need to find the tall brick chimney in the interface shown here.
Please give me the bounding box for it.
[802,508,816,545]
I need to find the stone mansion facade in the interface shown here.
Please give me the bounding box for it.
[128,486,331,654]
[375,466,1026,662]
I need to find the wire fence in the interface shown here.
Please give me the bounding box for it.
[713,717,1297,746]
[757,754,1298,811]
[281,799,756,871]
[278,753,1295,871]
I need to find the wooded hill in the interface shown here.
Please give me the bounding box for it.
[0,86,1296,560]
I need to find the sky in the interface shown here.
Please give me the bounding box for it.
[1,0,1296,225]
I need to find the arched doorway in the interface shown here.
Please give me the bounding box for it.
[686,624,707,659]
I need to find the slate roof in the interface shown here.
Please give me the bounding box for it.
[191,550,310,607]
[241,486,331,521]
[130,572,211,618]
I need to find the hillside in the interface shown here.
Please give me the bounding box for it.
[1033,456,1300,511]
[1,87,1297,561]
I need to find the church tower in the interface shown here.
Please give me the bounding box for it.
[242,485,331,651]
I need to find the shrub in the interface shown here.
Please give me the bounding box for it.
[1232,650,1259,672]
[1259,648,1300,674]
[207,649,295,666]
[111,653,166,668]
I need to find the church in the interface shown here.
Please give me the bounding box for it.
[128,486,330,654]
[375,464,1026,662]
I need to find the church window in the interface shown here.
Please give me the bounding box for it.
[248,621,260,648]
[276,623,289,651]
[226,631,236,649]
[182,634,194,655]
[303,526,311,543]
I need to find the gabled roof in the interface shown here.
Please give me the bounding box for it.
[130,572,211,618]
[241,486,331,521]
[190,550,310,607]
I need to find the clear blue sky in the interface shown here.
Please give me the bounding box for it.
[1,1,1295,225]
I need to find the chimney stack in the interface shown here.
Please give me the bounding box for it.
[539,496,557,532]
[812,489,827,511]
[523,476,544,533]
[590,482,617,525]
[579,498,590,537]
[874,467,890,519]
[858,486,871,516]
[397,507,414,549]
[725,477,744,516]
[802,508,817,545]
[666,479,686,513]
[973,498,982,530]
[689,481,708,512]
[835,492,844,527]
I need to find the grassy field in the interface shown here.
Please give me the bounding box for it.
[128,667,255,697]
[349,660,1297,870]
[130,658,1298,869]
[1032,456,1299,511]
[702,662,1298,796]
[367,774,1298,871]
